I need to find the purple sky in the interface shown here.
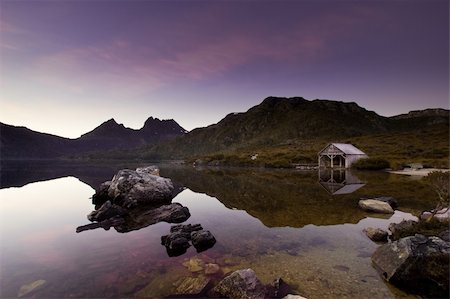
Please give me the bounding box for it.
[1,0,448,138]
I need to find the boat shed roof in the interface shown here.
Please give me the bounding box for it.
[320,143,367,155]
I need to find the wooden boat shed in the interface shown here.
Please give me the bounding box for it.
[318,143,368,168]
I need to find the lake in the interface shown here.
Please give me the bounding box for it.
[0,160,435,298]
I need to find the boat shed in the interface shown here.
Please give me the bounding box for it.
[318,143,368,168]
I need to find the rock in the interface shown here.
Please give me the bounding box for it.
[18,279,46,297]
[92,181,111,207]
[361,196,398,209]
[212,268,267,299]
[269,278,292,298]
[371,234,450,297]
[136,165,160,176]
[204,263,221,275]
[78,203,190,234]
[438,230,450,242]
[100,166,174,208]
[87,200,128,222]
[115,203,190,233]
[420,208,449,222]
[191,230,217,252]
[358,199,394,214]
[363,227,388,242]
[388,220,418,240]
[182,257,205,272]
[172,276,210,296]
[161,231,191,257]
[76,216,125,233]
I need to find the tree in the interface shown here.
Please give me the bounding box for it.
[423,171,449,215]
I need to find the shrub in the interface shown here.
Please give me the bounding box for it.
[352,157,390,170]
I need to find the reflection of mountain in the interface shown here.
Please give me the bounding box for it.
[318,169,366,195]
[0,160,144,189]
[160,166,368,228]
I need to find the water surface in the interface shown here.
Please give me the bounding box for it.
[0,161,435,298]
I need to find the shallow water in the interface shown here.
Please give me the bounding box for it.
[0,161,435,298]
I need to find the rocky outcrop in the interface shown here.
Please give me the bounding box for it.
[358,199,394,214]
[363,227,388,242]
[371,234,450,297]
[161,224,216,256]
[105,166,174,208]
[77,166,190,233]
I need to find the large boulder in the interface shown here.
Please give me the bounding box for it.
[212,269,267,299]
[358,199,394,214]
[87,200,128,222]
[371,234,450,297]
[102,166,174,208]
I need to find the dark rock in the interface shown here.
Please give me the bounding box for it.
[92,181,111,207]
[191,230,217,252]
[76,216,125,233]
[388,220,418,240]
[372,234,450,297]
[161,224,215,257]
[268,278,292,298]
[115,203,190,233]
[212,268,267,299]
[161,231,191,257]
[438,230,450,242]
[363,227,388,242]
[87,200,128,222]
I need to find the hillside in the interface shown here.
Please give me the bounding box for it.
[129,97,448,168]
[0,117,186,159]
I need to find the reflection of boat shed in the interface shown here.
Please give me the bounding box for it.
[318,143,368,168]
[318,169,366,195]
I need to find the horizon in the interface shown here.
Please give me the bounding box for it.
[1,0,448,138]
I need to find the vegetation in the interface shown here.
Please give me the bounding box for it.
[423,171,450,214]
[351,158,390,170]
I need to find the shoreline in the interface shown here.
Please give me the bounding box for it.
[387,168,450,177]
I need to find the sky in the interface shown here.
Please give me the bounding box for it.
[1,0,448,138]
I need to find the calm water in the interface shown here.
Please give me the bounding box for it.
[0,161,435,298]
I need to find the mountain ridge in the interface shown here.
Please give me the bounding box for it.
[0,117,186,159]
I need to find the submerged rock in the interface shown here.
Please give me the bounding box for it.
[363,227,388,242]
[182,257,205,273]
[204,263,221,275]
[212,268,267,299]
[358,199,394,214]
[371,234,450,297]
[172,276,210,296]
[18,279,46,298]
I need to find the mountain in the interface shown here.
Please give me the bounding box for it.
[127,97,449,169]
[0,117,186,159]
[142,96,448,159]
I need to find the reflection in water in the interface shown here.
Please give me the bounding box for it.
[0,162,436,298]
[318,169,366,195]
